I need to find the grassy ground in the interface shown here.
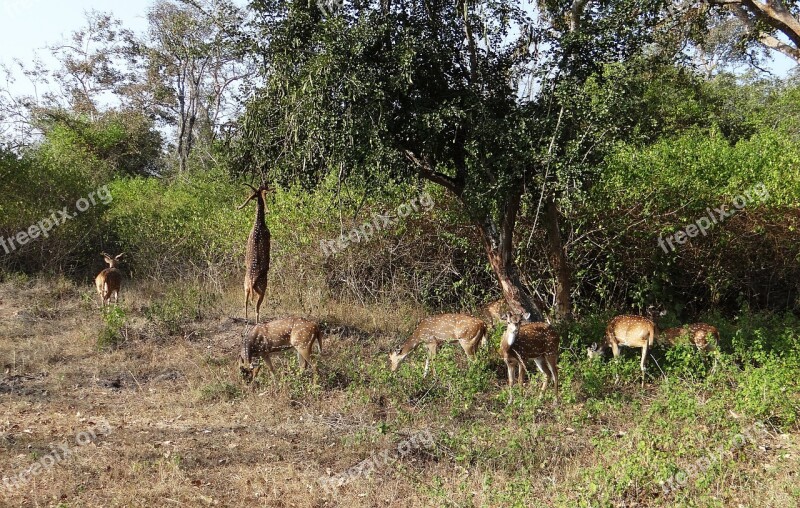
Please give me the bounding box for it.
[0,276,798,507]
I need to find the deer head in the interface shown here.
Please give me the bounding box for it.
[388,349,405,372]
[237,183,274,210]
[101,252,124,268]
[586,342,605,359]
[500,312,530,347]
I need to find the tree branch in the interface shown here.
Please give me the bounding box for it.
[403,149,461,194]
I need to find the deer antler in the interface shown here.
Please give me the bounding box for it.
[237,183,259,209]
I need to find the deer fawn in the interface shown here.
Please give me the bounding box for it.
[587,314,657,388]
[389,313,487,376]
[660,323,719,352]
[239,317,323,383]
[95,252,123,307]
[500,313,559,403]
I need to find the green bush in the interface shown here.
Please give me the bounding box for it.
[97,305,127,350]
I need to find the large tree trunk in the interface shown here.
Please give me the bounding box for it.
[543,194,572,319]
[476,191,545,322]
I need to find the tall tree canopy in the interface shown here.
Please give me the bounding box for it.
[230,0,671,319]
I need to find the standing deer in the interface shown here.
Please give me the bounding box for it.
[587,314,657,388]
[500,313,560,403]
[239,317,323,383]
[95,252,123,307]
[238,183,273,324]
[660,323,719,352]
[389,313,487,376]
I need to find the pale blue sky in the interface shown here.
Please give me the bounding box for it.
[0,0,795,97]
[0,0,151,95]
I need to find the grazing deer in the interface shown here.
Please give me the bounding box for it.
[389,313,487,376]
[480,298,508,326]
[238,183,273,324]
[500,313,559,403]
[587,314,657,388]
[95,252,123,307]
[660,323,719,352]
[239,317,323,383]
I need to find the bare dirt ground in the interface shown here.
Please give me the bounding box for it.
[0,277,798,507]
[0,278,442,507]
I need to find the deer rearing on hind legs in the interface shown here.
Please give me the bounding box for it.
[95,252,123,307]
[238,183,273,324]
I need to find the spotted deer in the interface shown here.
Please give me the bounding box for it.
[95,252,123,307]
[480,298,508,327]
[389,313,487,376]
[239,317,323,383]
[587,314,658,387]
[500,313,560,403]
[660,323,719,352]
[238,183,273,324]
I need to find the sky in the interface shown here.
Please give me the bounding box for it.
[0,0,151,97]
[0,0,795,98]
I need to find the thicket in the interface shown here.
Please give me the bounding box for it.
[2,79,800,320]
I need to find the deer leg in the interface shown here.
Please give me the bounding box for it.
[254,354,275,379]
[611,342,622,385]
[640,343,649,388]
[459,339,476,361]
[547,353,559,401]
[255,290,265,325]
[506,359,516,404]
[297,346,313,372]
[423,342,437,377]
[533,357,549,395]
[244,287,250,323]
[506,359,516,388]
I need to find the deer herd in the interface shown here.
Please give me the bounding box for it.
[94,184,720,402]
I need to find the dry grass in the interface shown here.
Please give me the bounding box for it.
[0,276,798,507]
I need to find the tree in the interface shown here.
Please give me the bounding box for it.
[708,0,800,64]
[130,0,253,172]
[0,11,133,147]
[230,0,669,320]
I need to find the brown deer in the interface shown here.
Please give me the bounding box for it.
[500,313,559,403]
[239,317,323,383]
[238,183,273,324]
[480,298,508,327]
[389,313,487,376]
[95,252,123,307]
[587,314,657,388]
[660,323,719,352]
